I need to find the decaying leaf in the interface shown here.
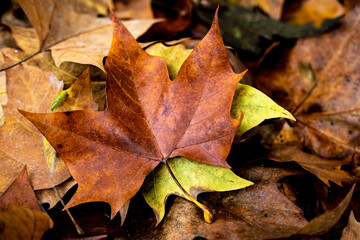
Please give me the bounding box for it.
[223,0,285,20]
[231,83,295,135]
[143,167,308,239]
[142,157,253,225]
[115,0,153,19]
[0,56,69,193]
[10,2,160,72]
[270,144,355,186]
[196,3,341,55]
[17,0,110,50]
[20,10,246,219]
[0,167,53,240]
[283,0,345,27]
[254,5,360,158]
[0,56,6,127]
[50,18,162,72]
[295,184,355,236]
[36,179,76,209]
[0,204,52,240]
[341,211,360,240]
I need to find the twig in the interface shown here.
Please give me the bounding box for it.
[53,186,84,235]
[0,50,42,72]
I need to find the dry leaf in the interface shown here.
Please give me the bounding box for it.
[115,0,153,19]
[50,18,161,72]
[341,211,360,240]
[227,0,285,20]
[20,9,246,219]
[0,167,53,240]
[254,5,360,158]
[143,167,308,239]
[283,0,345,27]
[0,56,69,193]
[270,144,355,186]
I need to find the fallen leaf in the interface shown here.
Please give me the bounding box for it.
[115,0,153,19]
[341,211,360,240]
[37,68,98,208]
[196,3,341,55]
[0,204,53,240]
[283,0,345,27]
[0,166,53,240]
[143,167,308,239]
[295,184,355,236]
[17,0,109,50]
[138,0,193,41]
[231,83,295,135]
[36,178,76,209]
[145,43,294,136]
[14,0,160,72]
[50,68,98,112]
[254,5,360,158]
[0,166,42,211]
[224,0,285,20]
[1,46,78,85]
[20,9,246,219]
[71,0,112,16]
[0,56,69,193]
[270,144,355,186]
[50,18,161,72]
[7,25,40,54]
[145,43,192,80]
[0,56,7,127]
[142,157,253,225]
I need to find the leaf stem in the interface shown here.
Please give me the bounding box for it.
[53,186,84,235]
[164,160,214,223]
[0,50,42,72]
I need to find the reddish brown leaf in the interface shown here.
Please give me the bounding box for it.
[0,166,53,240]
[270,144,355,186]
[20,9,245,219]
[0,166,42,211]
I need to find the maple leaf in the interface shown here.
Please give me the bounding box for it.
[142,157,253,225]
[20,9,246,219]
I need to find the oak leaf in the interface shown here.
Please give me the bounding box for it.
[20,10,246,219]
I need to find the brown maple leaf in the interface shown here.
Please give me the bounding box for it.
[20,9,246,219]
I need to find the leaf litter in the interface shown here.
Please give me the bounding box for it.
[0,0,359,239]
